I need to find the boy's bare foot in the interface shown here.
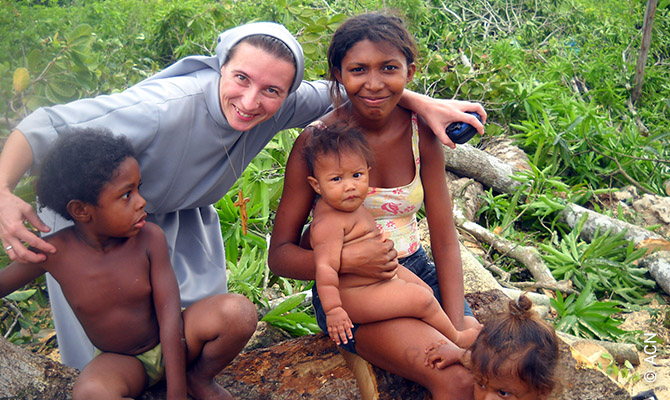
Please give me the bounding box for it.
[454,326,482,349]
[187,373,233,400]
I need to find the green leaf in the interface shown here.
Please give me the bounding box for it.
[5,289,37,302]
[302,43,318,56]
[262,294,306,320]
[27,49,43,73]
[46,79,77,101]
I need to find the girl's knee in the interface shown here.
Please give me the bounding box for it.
[218,294,258,336]
[73,376,112,400]
[73,356,147,400]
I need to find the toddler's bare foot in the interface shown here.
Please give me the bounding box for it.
[454,326,482,349]
[187,373,232,400]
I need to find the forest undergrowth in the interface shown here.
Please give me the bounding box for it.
[1,0,668,385]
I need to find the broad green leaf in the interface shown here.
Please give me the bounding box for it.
[262,294,306,319]
[5,289,37,302]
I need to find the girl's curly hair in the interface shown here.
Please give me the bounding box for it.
[36,127,135,221]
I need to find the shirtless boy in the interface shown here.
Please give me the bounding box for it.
[304,124,480,349]
[0,128,247,400]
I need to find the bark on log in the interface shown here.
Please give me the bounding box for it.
[443,143,670,295]
[556,331,640,366]
[0,290,632,400]
[0,335,77,399]
[638,250,670,295]
[559,202,667,246]
[453,201,557,285]
[445,175,485,223]
[444,143,523,194]
[444,143,668,246]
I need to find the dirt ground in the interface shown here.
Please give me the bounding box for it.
[619,296,670,399]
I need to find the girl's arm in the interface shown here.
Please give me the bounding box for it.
[0,258,46,299]
[398,91,486,148]
[417,118,467,329]
[146,223,187,399]
[0,130,56,263]
[268,130,398,281]
[268,133,319,280]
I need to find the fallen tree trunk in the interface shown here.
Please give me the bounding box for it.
[453,200,557,285]
[444,144,669,246]
[443,143,670,295]
[638,250,670,295]
[556,331,640,366]
[444,143,524,194]
[0,334,77,399]
[1,290,632,400]
[559,202,667,246]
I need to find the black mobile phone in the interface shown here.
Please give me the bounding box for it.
[445,112,482,144]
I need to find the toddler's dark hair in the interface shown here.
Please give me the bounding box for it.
[468,295,559,395]
[303,123,374,176]
[36,127,136,221]
[327,12,417,106]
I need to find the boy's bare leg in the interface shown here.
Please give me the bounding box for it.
[355,318,474,400]
[183,293,257,400]
[73,352,148,400]
[340,277,478,348]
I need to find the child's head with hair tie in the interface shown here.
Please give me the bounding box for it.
[465,294,559,400]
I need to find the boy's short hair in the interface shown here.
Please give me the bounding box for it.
[36,127,136,221]
[304,123,375,175]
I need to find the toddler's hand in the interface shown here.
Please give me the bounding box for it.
[326,307,354,345]
[425,339,447,353]
[424,340,449,369]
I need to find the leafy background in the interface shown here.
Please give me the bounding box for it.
[1,0,668,380]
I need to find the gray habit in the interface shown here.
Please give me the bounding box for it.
[16,22,331,369]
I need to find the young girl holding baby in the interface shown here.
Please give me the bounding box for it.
[269,12,486,399]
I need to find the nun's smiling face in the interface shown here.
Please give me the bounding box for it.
[219,42,295,131]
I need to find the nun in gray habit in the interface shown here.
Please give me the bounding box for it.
[16,22,332,369]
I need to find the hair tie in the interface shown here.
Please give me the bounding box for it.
[509,295,527,317]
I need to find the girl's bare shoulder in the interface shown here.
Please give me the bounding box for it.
[134,221,168,247]
[416,114,440,145]
[138,221,163,236]
[38,226,76,248]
